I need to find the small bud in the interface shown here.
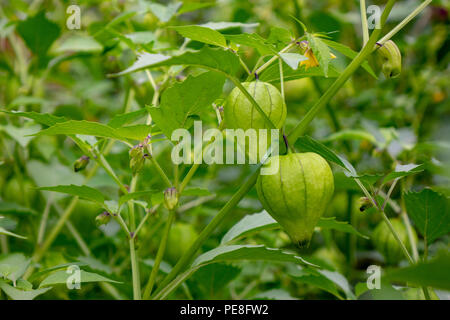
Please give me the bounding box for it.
[376,40,402,79]
[74,155,90,172]
[129,144,145,176]
[164,187,178,211]
[95,211,111,227]
[359,197,374,212]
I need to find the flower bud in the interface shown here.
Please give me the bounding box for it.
[73,155,90,172]
[164,187,178,211]
[95,211,111,227]
[129,144,145,176]
[376,40,402,79]
[359,197,374,212]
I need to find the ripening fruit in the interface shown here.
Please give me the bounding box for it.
[165,223,199,264]
[256,153,334,246]
[372,218,416,264]
[224,81,286,162]
[376,40,402,78]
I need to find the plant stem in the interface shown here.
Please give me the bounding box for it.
[377,0,433,45]
[360,0,369,45]
[149,155,172,188]
[143,209,176,299]
[287,0,397,144]
[129,238,141,300]
[152,167,261,298]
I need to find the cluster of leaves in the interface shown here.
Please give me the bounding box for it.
[0,0,449,300]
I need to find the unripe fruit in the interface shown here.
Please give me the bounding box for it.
[372,218,416,264]
[224,81,286,162]
[165,223,198,265]
[3,178,37,206]
[376,40,402,79]
[256,153,334,246]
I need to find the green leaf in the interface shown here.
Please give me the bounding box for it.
[382,163,424,185]
[119,190,157,207]
[221,211,278,244]
[289,266,344,299]
[148,2,182,22]
[225,33,276,55]
[149,71,225,139]
[317,217,369,239]
[1,123,41,147]
[0,227,26,239]
[251,288,297,300]
[111,47,240,77]
[221,211,367,244]
[279,53,308,70]
[0,253,31,282]
[324,129,377,144]
[259,61,340,83]
[34,120,152,141]
[386,251,450,291]
[108,109,149,128]
[1,110,67,126]
[193,245,315,267]
[404,188,449,243]
[0,201,37,216]
[295,135,357,175]
[53,34,103,53]
[321,39,377,78]
[171,25,227,47]
[200,22,259,31]
[189,263,241,298]
[37,185,105,204]
[0,281,52,300]
[39,269,121,288]
[16,11,60,58]
[307,34,332,77]
[124,31,156,45]
[178,2,216,15]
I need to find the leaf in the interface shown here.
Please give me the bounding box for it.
[171,25,227,47]
[119,190,157,207]
[189,263,241,298]
[108,109,149,128]
[382,163,425,185]
[0,253,31,282]
[221,211,278,244]
[16,11,60,58]
[149,71,225,139]
[321,39,377,78]
[124,31,156,45]
[178,2,215,15]
[37,185,105,204]
[193,245,315,267]
[1,124,41,147]
[307,34,332,77]
[148,2,182,22]
[54,34,103,53]
[289,266,344,299]
[324,129,377,144]
[251,288,297,300]
[259,61,340,83]
[0,201,37,216]
[111,47,240,77]
[404,189,450,243]
[294,135,357,175]
[225,33,276,55]
[200,22,259,31]
[34,120,152,141]
[317,217,369,239]
[0,281,52,300]
[0,227,27,239]
[279,53,308,70]
[386,251,450,291]
[221,211,367,244]
[39,270,121,288]
[1,110,67,126]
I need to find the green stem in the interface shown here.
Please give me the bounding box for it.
[377,0,433,45]
[149,155,172,188]
[151,167,260,298]
[288,0,397,144]
[129,238,141,300]
[360,0,369,45]
[143,209,176,299]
